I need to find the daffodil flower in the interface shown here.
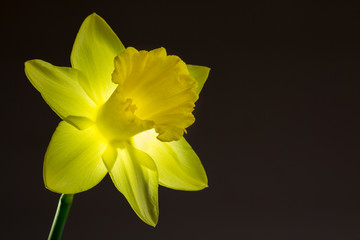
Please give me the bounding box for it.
[25,13,209,227]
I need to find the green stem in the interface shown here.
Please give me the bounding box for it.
[48,194,74,240]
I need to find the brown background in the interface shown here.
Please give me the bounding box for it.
[1,0,360,239]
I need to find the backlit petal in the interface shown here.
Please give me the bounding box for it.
[44,121,107,194]
[132,129,208,191]
[25,60,97,120]
[187,64,210,95]
[71,13,125,105]
[109,143,159,226]
[102,145,117,171]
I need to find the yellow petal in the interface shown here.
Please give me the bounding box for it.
[187,64,210,95]
[112,47,198,142]
[71,13,125,105]
[108,143,159,226]
[25,60,97,121]
[64,116,94,130]
[44,121,107,194]
[132,129,208,191]
[102,145,117,171]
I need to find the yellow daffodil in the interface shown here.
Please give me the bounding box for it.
[25,13,209,226]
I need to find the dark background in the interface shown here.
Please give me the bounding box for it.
[1,0,360,239]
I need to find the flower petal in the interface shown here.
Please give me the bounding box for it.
[187,64,210,95]
[44,121,107,194]
[71,13,125,105]
[102,145,117,171]
[25,60,97,120]
[132,129,208,191]
[108,143,159,226]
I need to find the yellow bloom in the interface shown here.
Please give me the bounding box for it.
[24,13,209,226]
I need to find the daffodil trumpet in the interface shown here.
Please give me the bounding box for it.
[25,13,210,237]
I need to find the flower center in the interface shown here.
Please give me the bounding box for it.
[96,86,154,145]
[96,46,198,144]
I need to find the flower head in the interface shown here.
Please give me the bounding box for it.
[25,13,209,226]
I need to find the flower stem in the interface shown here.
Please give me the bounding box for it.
[48,194,74,240]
